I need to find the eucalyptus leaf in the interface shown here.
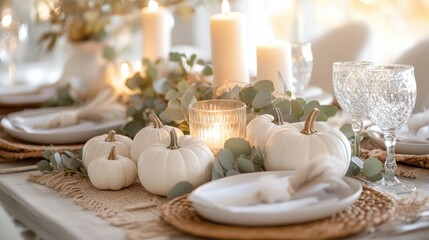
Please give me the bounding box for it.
[282,114,299,123]
[61,154,72,169]
[291,100,304,118]
[54,152,62,167]
[42,150,51,160]
[70,158,82,169]
[37,160,53,173]
[239,87,257,104]
[169,52,182,62]
[217,149,234,170]
[182,90,197,116]
[320,105,338,118]
[224,138,251,159]
[346,157,363,177]
[213,160,225,177]
[202,66,213,76]
[254,80,275,93]
[212,168,222,181]
[237,157,255,173]
[340,123,354,140]
[167,181,194,200]
[366,172,383,182]
[273,99,291,116]
[165,108,185,122]
[364,157,383,178]
[122,120,145,138]
[226,169,240,176]
[177,81,190,95]
[252,90,274,109]
[64,150,75,159]
[165,89,179,101]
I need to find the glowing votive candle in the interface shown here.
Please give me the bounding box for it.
[189,100,246,153]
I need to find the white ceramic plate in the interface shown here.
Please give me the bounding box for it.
[188,171,362,226]
[367,128,429,155]
[1,107,126,144]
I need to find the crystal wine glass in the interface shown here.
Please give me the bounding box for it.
[333,61,374,157]
[291,42,313,97]
[366,64,417,194]
[0,19,28,85]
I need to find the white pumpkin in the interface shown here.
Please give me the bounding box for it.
[130,114,183,163]
[138,129,214,196]
[88,146,137,190]
[82,130,132,168]
[246,107,289,152]
[265,108,351,176]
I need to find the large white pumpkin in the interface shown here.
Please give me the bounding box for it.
[138,129,214,196]
[88,146,137,190]
[265,108,351,176]
[246,107,289,152]
[130,114,183,163]
[82,130,132,168]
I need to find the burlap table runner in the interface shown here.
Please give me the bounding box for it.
[28,173,181,240]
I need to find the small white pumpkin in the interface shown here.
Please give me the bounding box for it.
[130,114,184,163]
[82,130,132,168]
[88,146,137,190]
[265,108,351,176]
[138,129,214,196]
[246,107,289,152]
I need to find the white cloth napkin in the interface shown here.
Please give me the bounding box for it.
[407,110,429,140]
[188,158,349,214]
[8,89,125,132]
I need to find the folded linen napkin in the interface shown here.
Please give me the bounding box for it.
[9,89,126,132]
[407,110,429,137]
[369,124,429,144]
[189,157,349,213]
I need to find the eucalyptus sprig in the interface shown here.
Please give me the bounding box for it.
[37,149,87,176]
[212,138,264,180]
[122,52,213,137]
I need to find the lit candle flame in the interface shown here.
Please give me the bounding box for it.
[1,14,12,27]
[116,62,133,96]
[221,0,230,14]
[148,0,159,11]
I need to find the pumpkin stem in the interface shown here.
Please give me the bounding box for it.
[149,114,163,128]
[272,107,285,125]
[167,129,181,150]
[301,108,320,135]
[105,130,116,142]
[108,146,117,160]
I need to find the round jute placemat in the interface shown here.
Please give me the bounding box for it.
[161,186,394,240]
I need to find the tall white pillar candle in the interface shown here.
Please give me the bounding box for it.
[256,40,294,92]
[210,0,249,88]
[141,0,174,62]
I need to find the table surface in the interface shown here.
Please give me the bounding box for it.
[1,160,429,240]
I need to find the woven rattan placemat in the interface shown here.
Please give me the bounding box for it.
[0,126,83,161]
[161,186,394,240]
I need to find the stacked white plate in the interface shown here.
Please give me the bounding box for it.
[188,171,362,226]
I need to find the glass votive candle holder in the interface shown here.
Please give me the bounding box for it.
[189,100,247,154]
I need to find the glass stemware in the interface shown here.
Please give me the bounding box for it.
[366,64,417,194]
[291,42,313,97]
[333,61,374,157]
[0,18,28,85]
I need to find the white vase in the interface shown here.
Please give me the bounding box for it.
[59,41,109,99]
